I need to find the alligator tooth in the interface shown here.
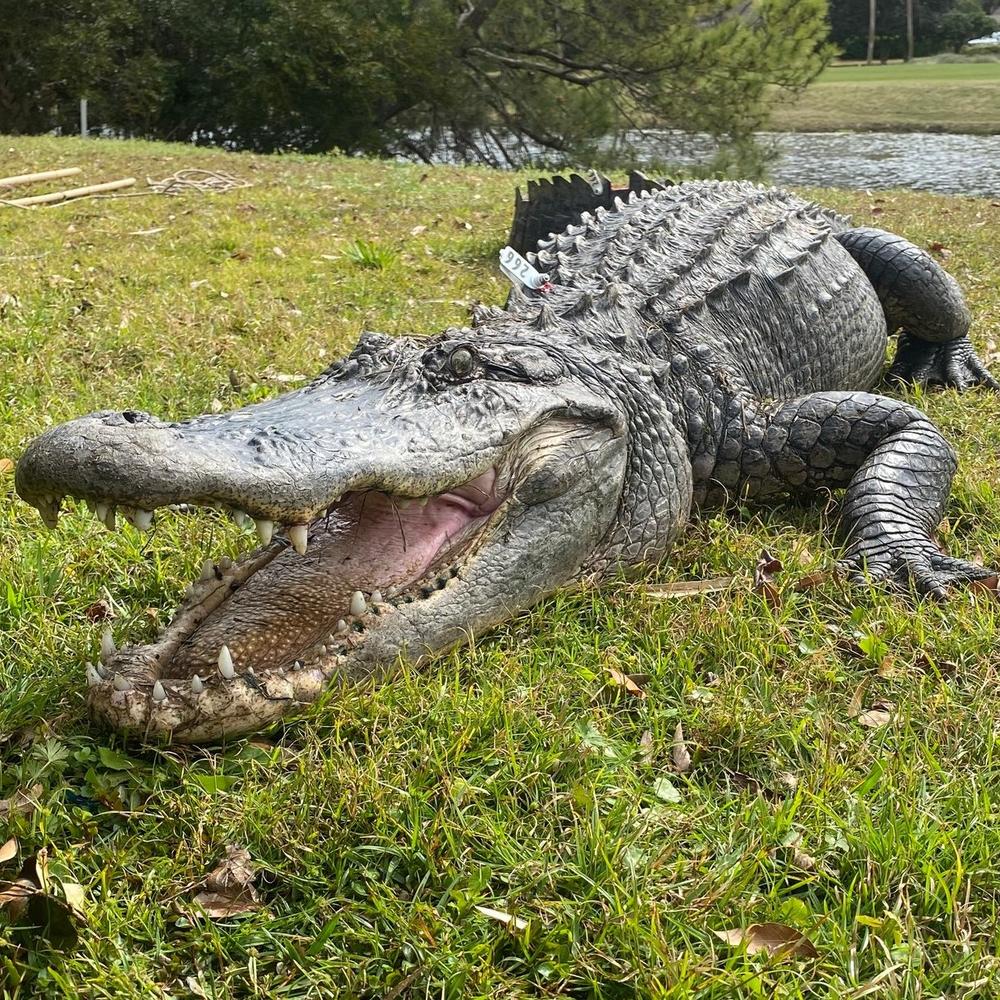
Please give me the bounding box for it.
[100,628,116,663]
[288,524,309,555]
[219,556,233,571]
[96,662,110,679]
[232,510,248,528]
[112,673,131,692]
[151,680,167,702]
[349,591,366,617]
[293,660,303,671]
[86,662,102,687]
[191,674,205,693]
[336,619,348,634]
[200,559,215,581]
[85,499,97,514]
[371,590,383,605]
[102,505,117,531]
[314,644,327,657]
[133,509,154,532]
[218,644,236,679]
[95,502,110,525]
[255,518,274,544]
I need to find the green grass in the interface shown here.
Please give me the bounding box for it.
[770,60,1000,133]
[3,136,1000,997]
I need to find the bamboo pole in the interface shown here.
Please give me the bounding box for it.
[4,177,136,207]
[0,167,83,189]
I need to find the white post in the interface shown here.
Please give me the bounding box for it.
[80,98,88,138]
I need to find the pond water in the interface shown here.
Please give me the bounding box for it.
[631,129,1000,198]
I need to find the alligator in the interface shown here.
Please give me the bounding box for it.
[15,175,999,742]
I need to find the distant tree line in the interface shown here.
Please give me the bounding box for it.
[0,0,831,168]
[829,0,997,61]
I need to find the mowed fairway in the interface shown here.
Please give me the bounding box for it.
[4,137,1000,997]
[771,60,1000,133]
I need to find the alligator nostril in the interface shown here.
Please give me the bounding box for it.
[121,410,144,424]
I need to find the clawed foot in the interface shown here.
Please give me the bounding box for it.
[840,538,996,600]
[887,333,999,392]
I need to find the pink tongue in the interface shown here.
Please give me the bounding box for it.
[169,491,485,676]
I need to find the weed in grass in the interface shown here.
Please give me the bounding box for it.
[341,237,396,270]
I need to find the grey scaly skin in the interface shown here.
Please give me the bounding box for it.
[15,178,999,742]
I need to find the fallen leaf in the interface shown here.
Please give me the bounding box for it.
[714,922,819,959]
[0,878,36,921]
[927,241,951,259]
[643,576,736,598]
[272,246,286,258]
[84,598,114,622]
[970,576,1000,599]
[794,570,831,591]
[191,845,260,919]
[410,224,427,236]
[754,550,783,609]
[474,905,528,931]
[671,722,692,773]
[229,248,252,261]
[856,700,893,728]
[638,730,654,764]
[0,784,43,819]
[0,838,17,863]
[0,458,14,474]
[607,667,646,698]
[652,776,682,803]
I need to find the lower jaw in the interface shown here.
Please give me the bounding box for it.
[86,494,498,739]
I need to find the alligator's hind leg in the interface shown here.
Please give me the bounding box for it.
[836,227,998,390]
[715,391,994,597]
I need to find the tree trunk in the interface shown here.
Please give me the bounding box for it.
[866,0,877,65]
[905,0,914,62]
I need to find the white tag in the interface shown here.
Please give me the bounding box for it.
[499,246,547,290]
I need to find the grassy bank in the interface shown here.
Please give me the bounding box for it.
[3,137,1000,997]
[770,60,1000,133]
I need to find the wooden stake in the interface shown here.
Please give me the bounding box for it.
[0,167,83,189]
[4,177,136,207]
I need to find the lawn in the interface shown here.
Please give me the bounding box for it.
[3,136,1000,997]
[770,59,1000,133]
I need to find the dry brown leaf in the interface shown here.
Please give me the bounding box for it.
[970,576,1000,599]
[856,700,893,728]
[643,576,735,599]
[794,570,832,592]
[0,457,14,475]
[0,783,43,819]
[753,550,784,609]
[639,730,654,765]
[191,845,260,919]
[0,838,17,864]
[474,905,529,931]
[671,722,692,773]
[84,598,115,622]
[607,667,647,698]
[714,921,819,959]
[0,879,37,921]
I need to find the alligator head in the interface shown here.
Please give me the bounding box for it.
[17,309,680,741]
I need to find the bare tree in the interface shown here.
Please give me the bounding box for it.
[905,0,914,62]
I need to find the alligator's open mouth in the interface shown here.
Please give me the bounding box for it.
[81,466,509,737]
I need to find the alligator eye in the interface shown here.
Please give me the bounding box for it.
[448,346,476,379]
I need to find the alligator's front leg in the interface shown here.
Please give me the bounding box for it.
[709,391,996,597]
